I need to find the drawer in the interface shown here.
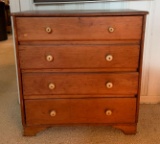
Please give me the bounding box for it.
[16,16,142,41]
[25,98,136,125]
[19,45,140,70]
[22,72,138,96]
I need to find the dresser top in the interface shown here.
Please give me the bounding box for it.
[12,9,148,17]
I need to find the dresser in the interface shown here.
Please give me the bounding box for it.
[12,10,148,136]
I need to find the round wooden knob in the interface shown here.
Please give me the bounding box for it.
[106,82,113,89]
[108,27,115,33]
[46,27,52,33]
[46,55,53,62]
[50,110,56,117]
[106,110,112,116]
[49,83,55,90]
[106,55,113,62]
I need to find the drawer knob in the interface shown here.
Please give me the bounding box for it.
[106,82,113,89]
[46,55,53,62]
[49,83,55,90]
[106,55,113,62]
[106,110,112,116]
[50,110,56,117]
[46,27,52,33]
[108,27,115,33]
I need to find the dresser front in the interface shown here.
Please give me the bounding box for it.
[12,10,148,136]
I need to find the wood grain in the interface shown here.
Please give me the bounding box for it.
[22,72,139,96]
[24,94,136,100]
[25,98,136,126]
[12,10,148,135]
[19,45,140,69]
[21,68,139,73]
[16,16,143,41]
[19,40,141,45]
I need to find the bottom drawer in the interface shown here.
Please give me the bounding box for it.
[25,98,136,126]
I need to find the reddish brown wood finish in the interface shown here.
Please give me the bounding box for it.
[16,16,143,41]
[23,124,137,136]
[19,40,141,45]
[12,10,148,136]
[22,72,138,95]
[23,126,50,136]
[21,68,138,73]
[136,15,147,123]
[25,98,136,126]
[24,94,135,100]
[113,124,137,134]
[19,45,140,69]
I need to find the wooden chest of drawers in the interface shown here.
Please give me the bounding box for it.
[12,10,148,136]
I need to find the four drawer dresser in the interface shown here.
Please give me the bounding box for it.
[12,10,148,136]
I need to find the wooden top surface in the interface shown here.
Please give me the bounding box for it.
[12,9,148,17]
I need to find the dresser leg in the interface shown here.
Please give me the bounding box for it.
[23,126,49,136]
[113,124,137,135]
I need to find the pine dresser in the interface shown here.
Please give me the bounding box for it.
[12,10,148,136]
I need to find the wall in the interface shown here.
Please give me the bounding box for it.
[10,0,160,104]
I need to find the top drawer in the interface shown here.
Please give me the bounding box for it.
[16,16,143,41]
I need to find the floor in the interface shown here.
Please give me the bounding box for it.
[0,35,160,144]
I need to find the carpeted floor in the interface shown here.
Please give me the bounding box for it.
[0,35,160,144]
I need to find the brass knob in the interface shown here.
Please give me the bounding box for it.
[46,55,53,62]
[46,27,52,33]
[106,110,112,116]
[108,27,115,33]
[50,110,56,117]
[106,82,113,89]
[49,83,55,90]
[106,55,113,62]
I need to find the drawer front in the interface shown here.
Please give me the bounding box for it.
[22,72,138,96]
[19,45,140,70]
[25,98,136,125]
[16,16,142,41]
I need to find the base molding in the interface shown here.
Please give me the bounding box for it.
[23,124,137,136]
[113,124,137,135]
[140,96,160,104]
[23,126,50,136]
